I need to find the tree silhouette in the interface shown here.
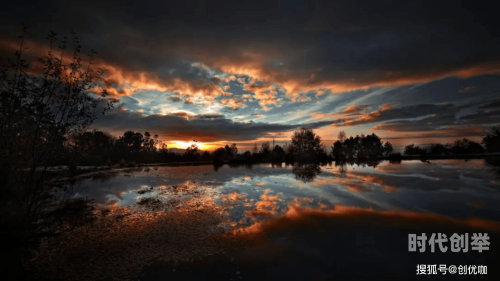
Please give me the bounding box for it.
[229,143,238,157]
[403,144,426,156]
[482,125,500,153]
[260,141,271,154]
[250,143,257,154]
[131,132,144,151]
[343,136,359,159]
[290,127,323,162]
[142,132,158,151]
[427,143,450,155]
[212,145,235,162]
[241,150,252,161]
[451,138,484,154]
[331,140,344,160]
[120,131,136,149]
[331,133,391,160]
[0,26,116,266]
[272,144,285,162]
[359,133,384,159]
[338,130,347,143]
[201,150,212,161]
[70,129,115,156]
[184,143,200,161]
[382,141,393,156]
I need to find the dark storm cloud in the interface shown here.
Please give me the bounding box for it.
[373,101,500,134]
[458,86,477,94]
[330,100,500,138]
[338,103,466,127]
[374,115,460,133]
[195,113,225,120]
[2,0,499,98]
[92,105,334,142]
[479,100,500,110]
[2,0,500,144]
[458,109,500,124]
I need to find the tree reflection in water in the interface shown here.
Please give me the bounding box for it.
[213,162,224,172]
[292,163,321,183]
[484,158,500,179]
[335,162,347,179]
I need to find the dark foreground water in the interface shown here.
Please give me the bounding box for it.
[36,159,500,280]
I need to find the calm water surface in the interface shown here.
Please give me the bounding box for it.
[72,160,500,222]
[66,159,500,280]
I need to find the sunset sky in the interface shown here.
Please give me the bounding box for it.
[2,0,500,151]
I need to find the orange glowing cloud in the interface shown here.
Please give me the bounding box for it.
[190,43,500,102]
[329,105,394,128]
[2,38,230,105]
[219,98,247,110]
[310,105,371,119]
[93,61,227,102]
[242,82,283,110]
[5,34,500,106]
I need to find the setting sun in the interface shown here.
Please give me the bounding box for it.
[169,141,216,151]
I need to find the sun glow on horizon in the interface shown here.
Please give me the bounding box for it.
[169,141,219,151]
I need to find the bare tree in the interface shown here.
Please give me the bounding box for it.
[0,25,116,262]
[252,143,258,154]
[338,130,347,143]
[260,141,271,154]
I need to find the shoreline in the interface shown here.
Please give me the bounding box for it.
[44,155,500,173]
[379,154,500,161]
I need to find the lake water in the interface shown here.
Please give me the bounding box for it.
[40,159,500,280]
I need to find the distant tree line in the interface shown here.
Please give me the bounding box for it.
[403,126,500,157]
[65,127,333,166]
[403,139,485,156]
[331,131,393,161]
[63,125,500,166]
